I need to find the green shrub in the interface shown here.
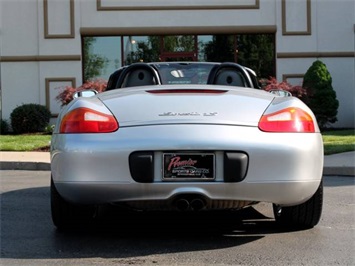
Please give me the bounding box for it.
[10,104,51,134]
[302,60,339,129]
[1,119,9,135]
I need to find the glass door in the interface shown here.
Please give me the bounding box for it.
[160,35,197,62]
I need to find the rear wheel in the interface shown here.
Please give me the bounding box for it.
[273,180,323,229]
[51,177,95,230]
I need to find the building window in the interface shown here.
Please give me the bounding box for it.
[123,36,160,65]
[82,34,275,81]
[82,36,121,81]
[236,34,275,78]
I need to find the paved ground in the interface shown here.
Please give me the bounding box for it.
[0,171,354,266]
[1,151,354,176]
[323,151,355,176]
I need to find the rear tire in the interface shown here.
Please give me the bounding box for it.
[51,177,95,230]
[273,180,323,229]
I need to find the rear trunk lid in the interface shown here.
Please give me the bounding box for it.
[98,85,274,127]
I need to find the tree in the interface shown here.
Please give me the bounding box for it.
[83,37,109,81]
[302,60,339,129]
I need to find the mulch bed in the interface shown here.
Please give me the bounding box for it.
[33,146,50,152]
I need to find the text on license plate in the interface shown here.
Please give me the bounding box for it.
[163,153,215,179]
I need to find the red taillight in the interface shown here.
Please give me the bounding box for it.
[258,107,315,133]
[60,108,118,133]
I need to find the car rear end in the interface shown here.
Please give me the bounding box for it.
[51,85,323,212]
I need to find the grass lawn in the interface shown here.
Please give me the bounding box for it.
[322,129,355,155]
[0,134,51,152]
[0,130,354,155]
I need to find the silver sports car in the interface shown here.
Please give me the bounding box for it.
[51,62,323,230]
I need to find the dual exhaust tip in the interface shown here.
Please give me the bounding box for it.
[175,197,206,211]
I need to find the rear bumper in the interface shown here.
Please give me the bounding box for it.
[51,124,323,206]
[54,179,321,207]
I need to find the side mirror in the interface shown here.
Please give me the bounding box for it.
[268,89,292,97]
[73,90,98,99]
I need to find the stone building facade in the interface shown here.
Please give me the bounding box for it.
[1,0,354,127]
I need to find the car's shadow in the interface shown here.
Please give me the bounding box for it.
[0,186,297,260]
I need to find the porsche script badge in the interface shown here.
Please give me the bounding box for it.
[159,112,217,117]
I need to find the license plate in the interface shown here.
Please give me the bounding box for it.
[163,153,215,180]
